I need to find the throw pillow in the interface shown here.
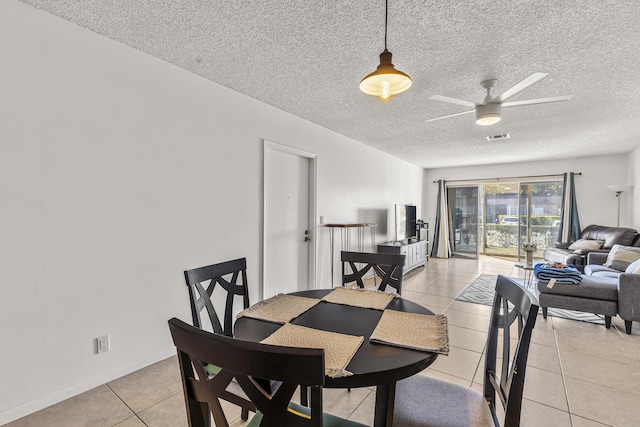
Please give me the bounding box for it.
[604,244,640,271]
[568,239,605,251]
[625,258,640,274]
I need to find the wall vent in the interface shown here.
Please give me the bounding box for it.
[486,133,510,141]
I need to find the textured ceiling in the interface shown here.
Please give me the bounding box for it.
[20,0,640,168]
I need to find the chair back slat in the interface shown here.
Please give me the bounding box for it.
[341,251,405,294]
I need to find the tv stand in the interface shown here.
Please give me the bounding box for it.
[378,239,428,274]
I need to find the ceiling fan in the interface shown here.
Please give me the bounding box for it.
[427,72,574,126]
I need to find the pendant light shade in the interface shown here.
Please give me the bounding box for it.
[359,49,412,100]
[359,0,411,100]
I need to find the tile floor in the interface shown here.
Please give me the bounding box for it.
[6,256,640,427]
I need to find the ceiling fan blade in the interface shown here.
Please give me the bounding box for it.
[430,95,476,108]
[426,110,475,122]
[493,72,549,103]
[502,95,574,107]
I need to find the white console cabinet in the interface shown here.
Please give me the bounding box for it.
[378,239,428,274]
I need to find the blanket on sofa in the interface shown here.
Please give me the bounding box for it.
[534,263,582,284]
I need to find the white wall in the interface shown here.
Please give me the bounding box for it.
[0,2,423,422]
[422,154,631,232]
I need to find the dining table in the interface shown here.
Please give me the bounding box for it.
[233,288,444,427]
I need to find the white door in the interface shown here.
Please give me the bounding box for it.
[263,141,316,299]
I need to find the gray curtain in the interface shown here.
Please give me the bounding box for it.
[431,180,452,258]
[558,172,581,243]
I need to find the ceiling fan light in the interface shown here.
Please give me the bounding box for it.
[359,49,412,100]
[476,115,501,126]
[475,103,502,126]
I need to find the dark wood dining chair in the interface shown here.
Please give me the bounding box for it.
[184,257,250,337]
[393,274,539,427]
[341,250,406,294]
[168,317,368,427]
[183,258,254,420]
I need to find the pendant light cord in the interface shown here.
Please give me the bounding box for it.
[384,0,388,50]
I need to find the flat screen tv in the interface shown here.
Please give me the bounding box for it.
[395,204,417,242]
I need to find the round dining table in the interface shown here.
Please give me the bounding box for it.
[233,288,439,427]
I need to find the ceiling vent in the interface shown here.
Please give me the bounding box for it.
[486,133,510,141]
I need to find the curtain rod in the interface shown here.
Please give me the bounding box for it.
[433,172,581,184]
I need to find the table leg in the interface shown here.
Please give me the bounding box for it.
[341,228,347,284]
[374,382,397,427]
[329,228,335,287]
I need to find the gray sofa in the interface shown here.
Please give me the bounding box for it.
[584,252,640,334]
[537,251,640,334]
[543,224,639,272]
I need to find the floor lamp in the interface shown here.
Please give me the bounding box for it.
[607,185,628,227]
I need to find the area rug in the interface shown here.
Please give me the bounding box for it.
[456,274,605,325]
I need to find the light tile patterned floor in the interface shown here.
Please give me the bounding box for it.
[6,256,640,426]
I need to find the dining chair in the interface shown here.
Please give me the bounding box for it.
[393,274,539,427]
[184,257,250,336]
[341,250,406,294]
[183,257,254,420]
[168,317,368,427]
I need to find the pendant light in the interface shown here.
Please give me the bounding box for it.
[359,0,412,100]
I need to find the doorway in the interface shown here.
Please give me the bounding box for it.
[263,140,317,299]
[447,186,480,258]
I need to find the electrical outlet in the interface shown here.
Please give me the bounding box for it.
[97,334,110,354]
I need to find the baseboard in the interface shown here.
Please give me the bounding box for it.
[0,348,175,425]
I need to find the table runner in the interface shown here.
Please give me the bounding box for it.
[236,293,320,324]
[321,287,395,310]
[370,310,449,354]
[260,323,364,378]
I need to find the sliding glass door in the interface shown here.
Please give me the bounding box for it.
[518,181,563,260]
[446,180,563,261]
[447,186,480,258]
[484,183,521,259]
